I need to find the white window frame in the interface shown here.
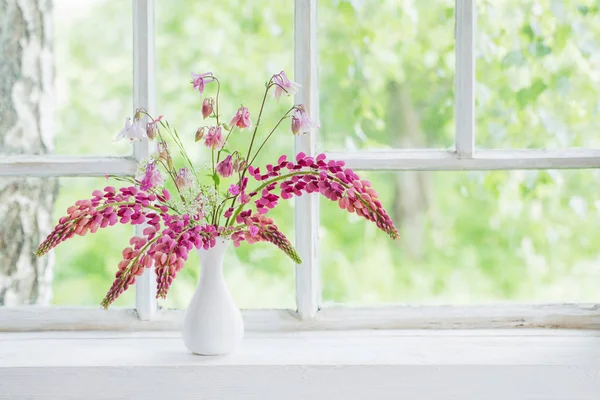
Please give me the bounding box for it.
[1,0,599,332]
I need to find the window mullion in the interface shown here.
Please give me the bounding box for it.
[132,0,157,320]
[455,0,476,157]
[293,0,320,319]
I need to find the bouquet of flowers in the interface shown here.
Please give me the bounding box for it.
[35,71,399,308]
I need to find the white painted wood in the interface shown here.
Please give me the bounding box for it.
[3,149,599,177]
[0,307,301,332]
[132,0,157,320]
[2,304,599,332]
[1,330,599,399]
[326,148,600,170]
[293,0,320,319]
[0,155,137,176]
[455,0,475,157]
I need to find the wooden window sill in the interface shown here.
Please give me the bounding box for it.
[1,329,599,399]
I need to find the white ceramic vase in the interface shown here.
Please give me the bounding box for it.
[182,238,244,355]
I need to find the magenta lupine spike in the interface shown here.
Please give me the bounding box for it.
[242,154,400,240]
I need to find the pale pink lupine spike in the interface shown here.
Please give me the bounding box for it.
[36,186,172,257]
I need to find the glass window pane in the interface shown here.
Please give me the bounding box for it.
[0,177,134,307]
[318,0,455,151]
[155,0,296,309]
[0,1,133,157]
[320,170,600,305]
[476,0,600,149]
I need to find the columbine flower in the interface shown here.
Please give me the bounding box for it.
[273,71,301,101]
[115,117,146,142]
[291,105,319,135]
[229,184,240,195]
[191,72,215,94]
[204,126,225,150]
[202,97,215,119]
[140,162,163,191]
[175,167,194,189]
[216,155,234,178]
[145,116,162,140]
[230,107,252,130]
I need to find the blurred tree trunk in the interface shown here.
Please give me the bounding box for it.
[0,0,57,305]
[387,81,430,260]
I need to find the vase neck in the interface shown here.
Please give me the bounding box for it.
[197,238,229,283]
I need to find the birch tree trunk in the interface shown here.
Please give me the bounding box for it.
[0,0,57,305]
[387,81,430,261]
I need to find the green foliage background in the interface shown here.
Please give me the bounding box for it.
[49,0,600,308]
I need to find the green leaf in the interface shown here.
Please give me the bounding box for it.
[516,79,547,108]
[212,173,220,186]
[502,50,525,68]
[521,24,535,40]
[528,41,552,58]
[577,5,590,15]
[554,25,571,52]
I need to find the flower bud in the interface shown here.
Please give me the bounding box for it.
[233,157,247,172]
[146,122,158,140]
[195,127,205,142]
[216,155,234,178]
[202,97,214,119]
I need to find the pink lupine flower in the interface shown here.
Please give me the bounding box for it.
[175,167,194,189]
[191,72,215,94]
[240,191,251,204]
[115,117,146,142]
[216,155,234,178]
[229,184,240,195]
[202,97,215,119]
[204,126,225,150]
[273,71,301,101]
[249,225,259,236]
[140,163,163,191]
[291,105,319,135]
[230,107,252,130]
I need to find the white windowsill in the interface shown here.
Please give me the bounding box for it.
[1,329,599,399]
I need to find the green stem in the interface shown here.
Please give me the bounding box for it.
[244,81,274,166]
[216,127,236,164]
[212,77,221,125]
[225,80,275,218]
[248,109,294,167]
